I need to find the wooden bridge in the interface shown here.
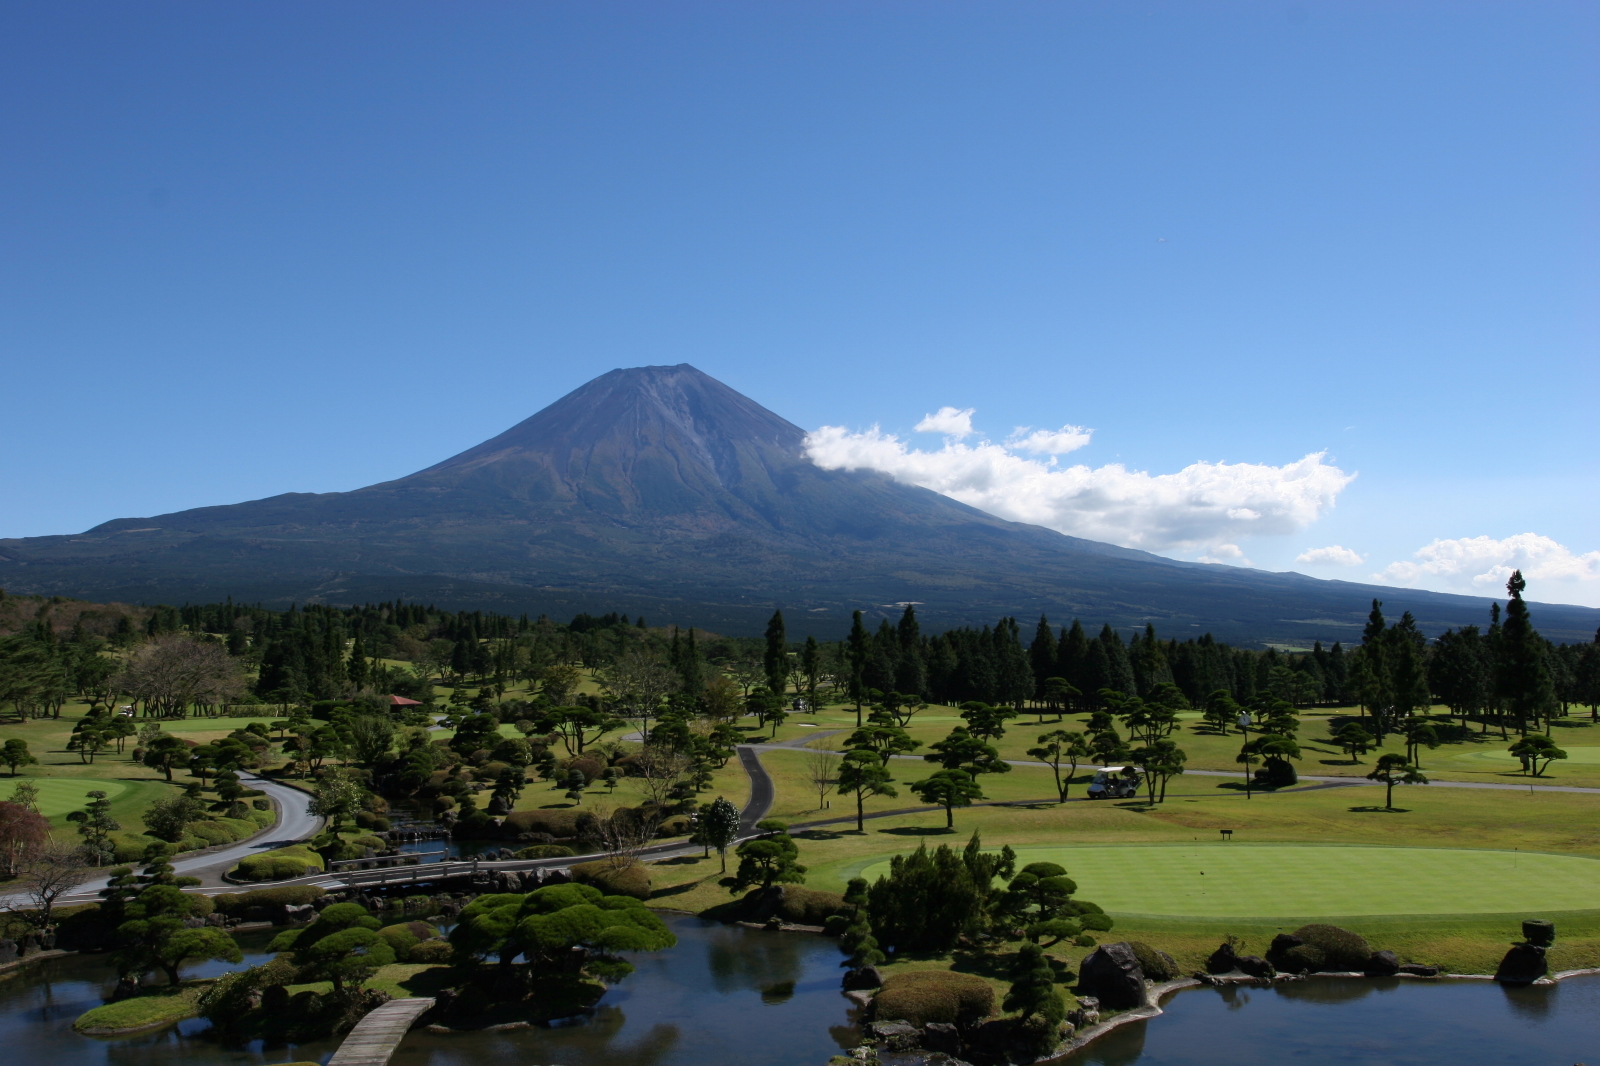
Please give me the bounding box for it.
[326,996,436,1066]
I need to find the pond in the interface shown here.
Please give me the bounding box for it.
[1058,974,1600,1066]
[3,917,1596,1066]
[0,930,341,1066]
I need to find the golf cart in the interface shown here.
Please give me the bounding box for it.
[1087,765,1142,799]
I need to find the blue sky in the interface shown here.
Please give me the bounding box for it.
[2,2,1596,604]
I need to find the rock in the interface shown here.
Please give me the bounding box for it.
[1234,955,1275,979]
[1365,950,1401,976]
[110,975,141,1001]
[841,966,884,991]
[1494,944,1548,985]
[1268,932,1303,958]
[183,916,206,928]
[921,1021,961,1053]
[1205,942,1238,974]
[1066,1005,1100,1029]
[962,1019,1010,1058]
[0,939,17,964]
[262,985,290,1013]
[1078,942,1148,1010]
[1522,919,1555,946]
[1398,963,1439,977]
[866,1021,921,1051]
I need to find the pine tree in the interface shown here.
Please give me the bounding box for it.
[1003,942,1065,1024]
[847,612,870,726]
[1029,615,1056,689]
[764,611,788,697]
[1498,571,1556,735]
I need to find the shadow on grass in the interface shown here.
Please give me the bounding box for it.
[881,826,956,836]
[655,854,707,866]
[1347,805,1411,813]
[795,829,846,841]
[649,878,710,899]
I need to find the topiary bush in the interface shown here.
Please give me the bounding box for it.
[873,970,995,1028]
[500,808,596,841]
[230,845,325,882]
[408,937,454,963]
[1127,941,1180,981]
[212,885,326,917]
[1269,924,1372,973]
[570,858,652,900]
[515,844,577,859]
[775,886,847,925]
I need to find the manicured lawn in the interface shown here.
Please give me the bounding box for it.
[849,842,1600,918]
[73,984,204,1033]
[13,775,134,816]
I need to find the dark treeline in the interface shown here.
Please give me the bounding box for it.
[1,579,1596,734]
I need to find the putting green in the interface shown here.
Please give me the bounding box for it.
[8,777,132,817]
[1450,746,1600,767]
[853,844,1600,918]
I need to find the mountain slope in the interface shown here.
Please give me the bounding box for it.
[2,364,1595,643]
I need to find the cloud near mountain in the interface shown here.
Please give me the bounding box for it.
[1376,533,1600,608]
[803,412,1354,555]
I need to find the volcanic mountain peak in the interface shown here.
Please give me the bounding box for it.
[415,363,805,481]
[4,364,1597,642]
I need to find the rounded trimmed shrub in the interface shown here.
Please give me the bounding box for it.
[408,937,454,963]
[1127,941,1180,981]
[1296,924,1371,971]
[571,858,652,900]
[1269,924,1372,973]
[212,885,326,916]
[873,970,995,1028]
[231,845,325,882]
[515,844,576,859]
[775,886,847,925]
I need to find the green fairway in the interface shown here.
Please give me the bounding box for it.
[11,771,131,813]
[12,776,134,816]
[1450,746,1600,767]
[849,843,1600,918]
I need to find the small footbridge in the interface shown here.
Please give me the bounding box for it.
[326,997,436,1066]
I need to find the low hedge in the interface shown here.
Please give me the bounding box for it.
[230,845,325,883]
[212,885,326,916]
[501,809,596,840]
[570,858,652,900]
[775,886,847,925]
[873,970,994,1028]
[515,844,576,859]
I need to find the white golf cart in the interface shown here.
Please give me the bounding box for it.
[1086,765,1142,799]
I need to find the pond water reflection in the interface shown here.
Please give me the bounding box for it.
[3,913,1595,1066]
[1060,974,1599,1066]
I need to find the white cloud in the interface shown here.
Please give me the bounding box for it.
[1199,543,1253,566]
[1005,425,1094,455]
[915,406,977,438]
[1297,545,1366,567]
[803,412,1354,555]
[1375,533,1600,606]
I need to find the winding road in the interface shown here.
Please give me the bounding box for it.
[4,771,322,907]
